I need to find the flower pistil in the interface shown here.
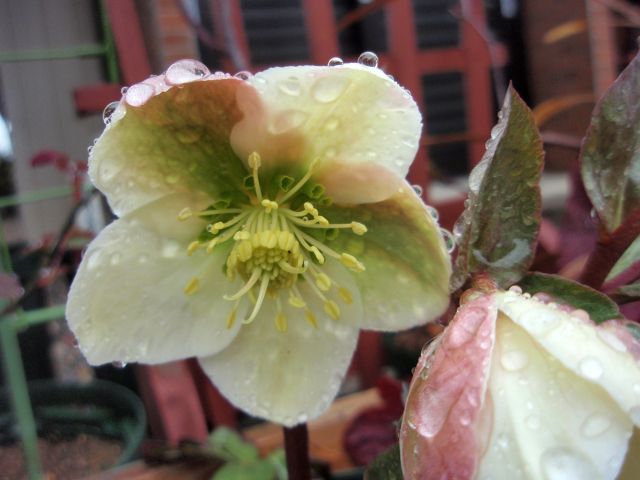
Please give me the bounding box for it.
[178,151,367,332]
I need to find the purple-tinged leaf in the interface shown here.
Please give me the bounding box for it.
[581,51,640,233]
[518,272,621,323]
[451,85,544,290]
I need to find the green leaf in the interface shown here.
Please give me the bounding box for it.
[212,460,276,480]
[581,51,640,233]
[605,234,640,282]
[365,444,403,480]
[208,427,259,463]
[518,272,622,323]
[452,85,544,290]
[617,281,640,298]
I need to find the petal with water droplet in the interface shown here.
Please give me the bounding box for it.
[91,76,249,216]
[400,294,497,480]
[321,181,451,331]
[199,259,361,427]
[229,64,422,204]
[66,197,243,365]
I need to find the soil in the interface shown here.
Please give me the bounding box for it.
[0,434,122,480]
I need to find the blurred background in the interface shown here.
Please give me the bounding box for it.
[0,0,638,478]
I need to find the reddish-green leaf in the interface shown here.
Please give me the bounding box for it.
[518,272,622,323]
[581,51,640,233]
[451,85,544,290]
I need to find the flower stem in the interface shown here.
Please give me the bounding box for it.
[579,209,640,290]
[283,423,311,480]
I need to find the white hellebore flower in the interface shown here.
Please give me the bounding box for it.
[400,288,640,479]
[66,59,452,426]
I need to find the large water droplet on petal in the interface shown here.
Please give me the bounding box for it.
[358,51,379,67]
[268,109,309,134]
[311,75,351,103]
[500,350,529,372]
[327,57,344,66]
[165,59,209,85]
[426,205,439,221]
[580,413,611,437]
[111,361,127,369]
[125,83,154,106]
[578,357,603,380]
[278,77,301,96]
[102,101,119,125]
[540,447,598,480]
[412,184,423,196]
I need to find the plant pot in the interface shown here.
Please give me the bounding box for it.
[0,379,146,465]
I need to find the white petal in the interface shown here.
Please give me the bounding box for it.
[66,210,244,365]
[198,265,362,426]
[230,64,421,203]
[497,292,640,425]
[478,313,633,480]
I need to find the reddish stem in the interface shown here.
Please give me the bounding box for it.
[579,209,640,290]
[284,423,311,480]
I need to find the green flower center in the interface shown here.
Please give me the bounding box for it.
[178,152,366,332]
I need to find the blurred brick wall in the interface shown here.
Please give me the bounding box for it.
[522,0,594,170]
[136,0,199,72]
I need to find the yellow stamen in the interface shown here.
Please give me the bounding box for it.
[324,300,340,320]
[351,222,367,235]
[226,307,237,329]
[248,152,263,201]
[309,246,325,264]
[338,287,353,304]
[184,277,200,295]
[275,312,288,332]
[288,294,306,308]
[315,272,332,291]
[187,241,201,256]
[178,207,193,221]
[341,253,365,272]
[261,199,279,213]
[305,309,318,328]
[279,158,319,203]
[224,269,261,301]
[206,238,218,253]
[243,274,270,324]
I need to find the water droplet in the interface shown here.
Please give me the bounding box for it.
[234,70,252,80]
[579,357,603,380]
[109,253,121,266]
[580,413,611,437]
[358,51,379,67]
[412,184,423,196]
[497,433,510,449]
[508,285,522,294]
[112,361,127,369]
[125,82,154,106]
[426,205,439,221]
[323,116,340,131]
[87,145,93,155]
[120,86,128,95]
[500,350,528,372]
[165,59,209,85]
[459,412,472,426]
[278,77,301,96]
[102,101,119,125]
[525,414,540,430]
[327,57,344,66]
[541,447,598,480]
[311,75,351,103]
[440,228,455,252]
[268,109,309,134]
[87,252,102,270]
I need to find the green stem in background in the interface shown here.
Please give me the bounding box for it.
[283,423,311,480]
[579,209,640,290]
[0,319,42,479]
[99,0,120,84]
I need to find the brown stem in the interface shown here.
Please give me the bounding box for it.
[579,209,640,290]
[284,423,311,480]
